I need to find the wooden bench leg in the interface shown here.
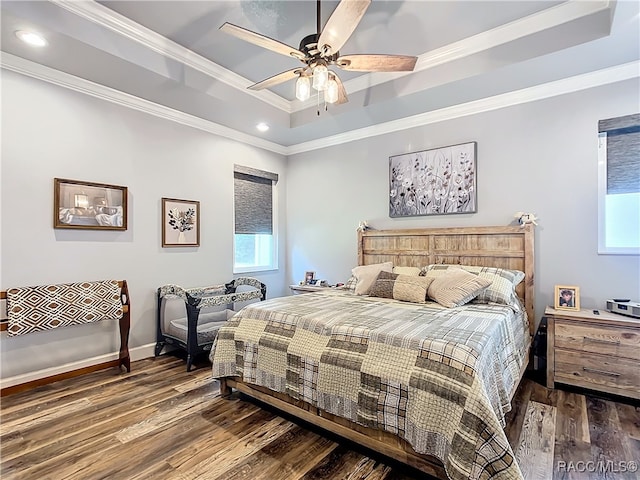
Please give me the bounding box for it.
[119,306,131,373]
[220,378,232,397]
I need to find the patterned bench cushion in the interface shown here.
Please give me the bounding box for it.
[6,280,123,337]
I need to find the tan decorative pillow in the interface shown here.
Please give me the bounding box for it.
[392,266,422,276]
[369,271,434,303]
[427,269,492,308]
[352,262,393,295]
[422,264,525,306]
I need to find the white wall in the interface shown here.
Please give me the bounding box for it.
[1,70,287,379]
[2,69,638,382]
[286,78,640,327]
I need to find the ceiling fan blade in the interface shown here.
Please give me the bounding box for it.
[318,0,371,56]
[336,54,418,72]
[248,68,302,91]
[220,23,306,60]
[330,72,349,105]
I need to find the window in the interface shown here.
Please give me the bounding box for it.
[598,113,640,255]
[233,165,278,272]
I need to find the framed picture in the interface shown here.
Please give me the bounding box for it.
[54,178,127,230]
[554,285,580,311]
[389,141,477,217]
[162,198,200,247]
[304,271,316,285]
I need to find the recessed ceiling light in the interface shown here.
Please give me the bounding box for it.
[256,123,269,132]
[15,30,48,47]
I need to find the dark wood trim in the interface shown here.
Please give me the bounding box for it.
[1,360,121,397]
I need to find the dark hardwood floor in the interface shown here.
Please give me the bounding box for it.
[1,353,638,479]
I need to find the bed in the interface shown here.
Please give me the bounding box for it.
[210,225,534,480]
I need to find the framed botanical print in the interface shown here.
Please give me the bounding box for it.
[389,142,477,217]
[162,198,200,247]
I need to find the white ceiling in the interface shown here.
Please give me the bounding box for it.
[1,1,639,153]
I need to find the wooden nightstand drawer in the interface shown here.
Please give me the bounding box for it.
[554,349,640,399]
[555,320,640,360]
[546,307,640,399]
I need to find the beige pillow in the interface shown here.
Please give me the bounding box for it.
[352,262,393,295]
[369,271,434,303]
[421,264,525,306]
[392,266,422,276]
[427,269,492,308]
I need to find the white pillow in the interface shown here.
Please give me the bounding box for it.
[351,262,393,295]
[392,266,422,276]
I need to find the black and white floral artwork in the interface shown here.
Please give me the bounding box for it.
[162,197,200,247]
[389,142,477,217]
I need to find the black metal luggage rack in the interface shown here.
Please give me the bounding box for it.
[155,277,266,371]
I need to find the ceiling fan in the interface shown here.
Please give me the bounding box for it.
[220,0,418,106]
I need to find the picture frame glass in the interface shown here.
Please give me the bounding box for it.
[389,141,477,217]
[54,178,127,230]
[162,198,200,247]
[304,271,316,285]
[554,285,580,311]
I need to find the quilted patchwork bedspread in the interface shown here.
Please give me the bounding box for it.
[210,290,529,480]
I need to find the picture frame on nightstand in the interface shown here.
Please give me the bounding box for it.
[304,271,316,285]
[554,285,580,311]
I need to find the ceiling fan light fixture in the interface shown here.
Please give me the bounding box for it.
[295,75,311,101]
[325,77,339,104]
[312,64,328,91]
[220,0,417,113]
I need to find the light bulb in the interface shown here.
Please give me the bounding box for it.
[312,65,328,91]
[295,75,310,101]
[325,78,339,104]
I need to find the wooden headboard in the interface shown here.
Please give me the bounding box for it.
[358,225,535,336]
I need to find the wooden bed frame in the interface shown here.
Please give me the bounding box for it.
[220,225,535,479]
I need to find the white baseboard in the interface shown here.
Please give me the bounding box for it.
[0,343,157,389]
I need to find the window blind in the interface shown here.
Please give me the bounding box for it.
[599,113,640,195]
[234,165,278,235]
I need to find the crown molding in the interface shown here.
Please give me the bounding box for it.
[49,0,613,117]
[292,0,613,112]
[50,0,292,113]
[0,53,288,155]
[286,61,640,155]
[3,53,636,157]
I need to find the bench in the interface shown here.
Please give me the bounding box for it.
[1,280,131,373]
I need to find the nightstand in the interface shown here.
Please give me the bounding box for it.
[289,285,333,294]
[545,306,640,399]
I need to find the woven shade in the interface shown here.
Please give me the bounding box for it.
[599,113,640,195]
[234,165,278,235]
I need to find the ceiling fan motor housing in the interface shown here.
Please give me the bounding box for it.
[299,33,339,65]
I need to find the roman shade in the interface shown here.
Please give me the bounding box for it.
[233,165,278,235]
[598,113,640,195]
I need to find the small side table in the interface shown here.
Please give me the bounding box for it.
[289,285,333,295]
[545,306,640,399]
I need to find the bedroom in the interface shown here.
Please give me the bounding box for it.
[1,1,639,479]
